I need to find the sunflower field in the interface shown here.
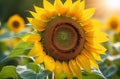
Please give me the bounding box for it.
[0,0,120,79]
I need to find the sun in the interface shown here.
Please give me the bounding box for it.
[25,0,108,79]
[8,14,25,33]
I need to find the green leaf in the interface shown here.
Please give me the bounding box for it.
[59,72,66,79]
[20,70,37,79]
[16,65,51,79]
[82,72,106,79]
[112,58,120,79]
[8,41,33,57]
[0,66,19,79]
[99,59,117,78]
[0,51,6,63]
[27,63,41,73]
[113,33,120,43]
[104,65,117,78]
[37,70,51,79]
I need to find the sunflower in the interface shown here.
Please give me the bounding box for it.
[12,37,21,48]
[25,0,108,79]
[106,16,120,33]
[8,14,25,33]
[0,28,3,35]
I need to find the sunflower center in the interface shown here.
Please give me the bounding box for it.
[53,23,77,51]
[44,16,85,60]
[110,21,118,30]
[12,21,20,28]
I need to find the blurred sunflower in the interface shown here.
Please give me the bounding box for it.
[12,37,21,48]
[106,16,120,33]
[0,28,3,35]
[24,0,108,79]
[7,14,25,33]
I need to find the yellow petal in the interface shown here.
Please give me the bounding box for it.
[69,60,82,79]
[85,35,108,43]
[27,17,33,23]
[68,0,81,17]
[31,18,45,31]
[85,31,97,37]
[34,51,46,64]
[79,0,85,11]
[54,0,63,9]
[82,49,98,68]
[90,59,99,68]
[84,42,107,54]
[34,5,45,13]
[54,61,62,79]
[44,56,55,71]
[54,0,66,15]
[86,40,107,52]
[64,0,72,8]
[62,0,72,15]
[43,0,54,10]
[43,0,57,18]
[83,19,103,32]
[91,52,102,61]
[74,0,85,19]
[82,49,99,68]
[82,49,96,63]
[34,5,48,20]
[29,42,43,56]
[22,34,41,43]
[29,11,39,18]
[81,8,95,21]
[85,30,108,43]
[62,62,72,79]
[76,58,82,68]
[91,19,103,30]
[76,54,91,73]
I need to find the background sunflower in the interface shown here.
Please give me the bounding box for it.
[106,16,120,33]
[7,14,25,33]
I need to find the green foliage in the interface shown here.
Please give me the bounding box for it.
[27,63,41,73]
[8,41,33,57]
[111,58,120,79]
[0,31,12,40]
[59,73,66,79]
[82,72,106,79]
[16,64,51,79]
[0,42,9,51]
[113,33,120,43]
[0,66,19,79]
[99,60,117,78]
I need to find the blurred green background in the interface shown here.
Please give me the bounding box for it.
[0,0,44,24]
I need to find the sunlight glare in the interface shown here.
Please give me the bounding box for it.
[105,0,120,9]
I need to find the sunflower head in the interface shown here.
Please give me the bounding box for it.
[106,16,120,33]
[0,28,3,35]
[8,14,25,33]
[12,37,21,48]
[26,0,108,79]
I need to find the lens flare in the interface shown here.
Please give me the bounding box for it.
[105,0,120,9]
